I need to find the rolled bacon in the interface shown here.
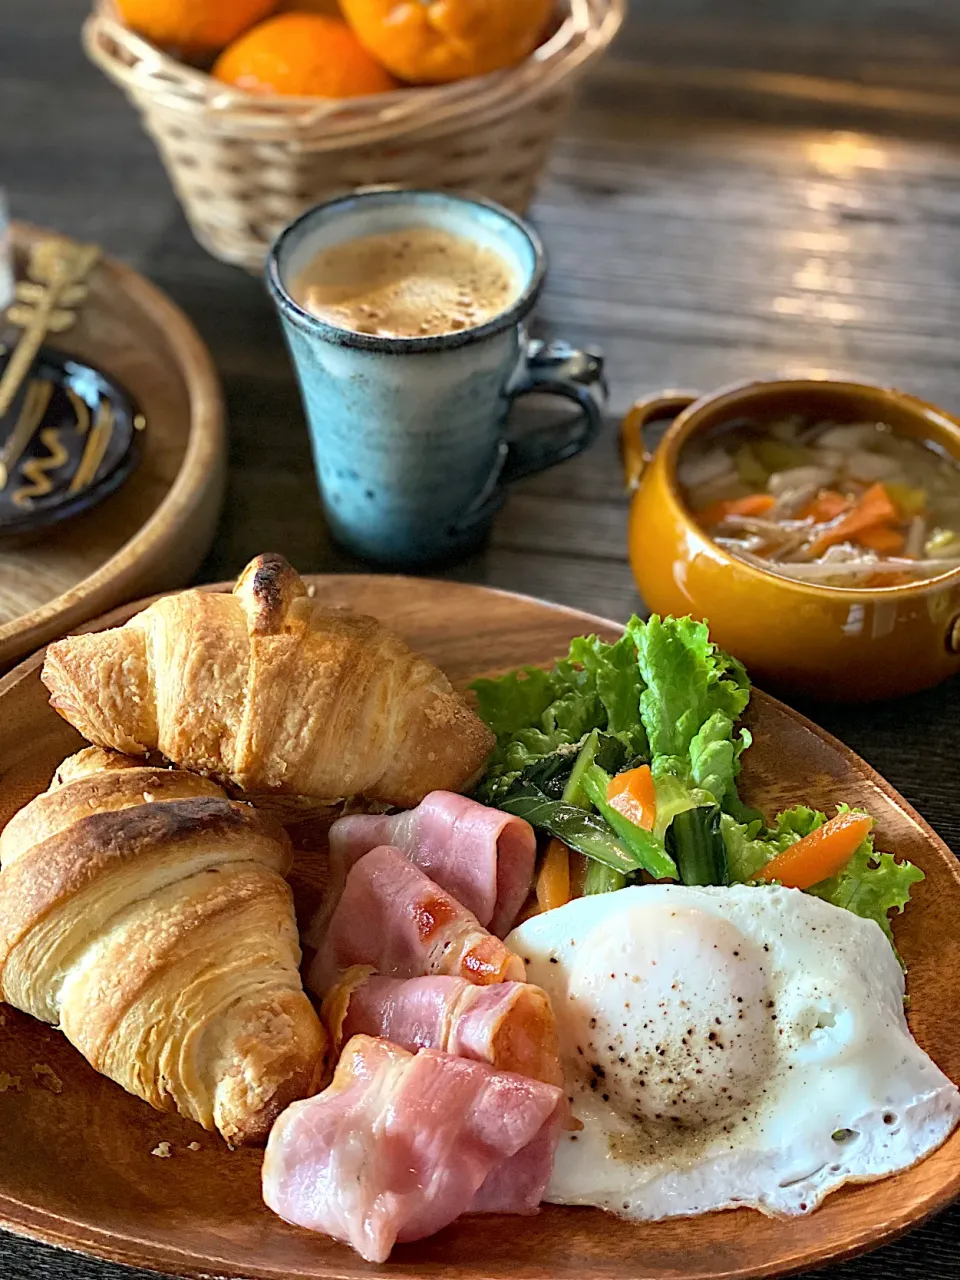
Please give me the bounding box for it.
[313,792,536,942]
[262,1034,566,1263]
[307,846,525,996]
[322,969,563,1087]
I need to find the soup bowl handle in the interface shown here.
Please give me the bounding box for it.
[621,391,699,492]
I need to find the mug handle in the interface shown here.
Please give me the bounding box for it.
[621,391,700,493]
[498,340,607,486]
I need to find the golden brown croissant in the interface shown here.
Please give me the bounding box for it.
[41,554,494,809]
[0,747,326,1145]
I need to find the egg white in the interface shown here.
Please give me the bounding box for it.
[506,884,960,1219]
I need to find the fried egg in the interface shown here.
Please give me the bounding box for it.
[506,884,959,1219]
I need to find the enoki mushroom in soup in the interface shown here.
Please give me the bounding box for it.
[680,415,960,587]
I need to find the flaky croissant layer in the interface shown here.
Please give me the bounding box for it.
[41,554,494,808]
[0,747,326,1145]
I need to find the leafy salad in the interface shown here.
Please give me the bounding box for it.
[471,615,923,949]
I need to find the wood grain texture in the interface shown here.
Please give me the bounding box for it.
[0,225,226,669]
[2,0,960,1275]
[0,576,959,1280]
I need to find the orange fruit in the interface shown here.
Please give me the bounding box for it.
[116,0,278,59]
[279,0,341,12]
[339,0,554,84]
[213,13,397,97]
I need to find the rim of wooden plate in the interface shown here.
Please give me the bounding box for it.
[0,575,958,1280]
[0,222,225,669]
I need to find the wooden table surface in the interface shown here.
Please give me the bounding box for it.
[2,1,960,1277]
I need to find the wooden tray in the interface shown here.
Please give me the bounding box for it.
[0,576,959,1280]
[0,223,225,671]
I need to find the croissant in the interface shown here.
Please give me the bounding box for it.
[42,554,494,810]
[0,747,326,1145]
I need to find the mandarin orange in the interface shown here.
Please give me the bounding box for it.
[213,13,397,97]
[339,0,554,84]
[279,0,341,12]
[116,0,278,58]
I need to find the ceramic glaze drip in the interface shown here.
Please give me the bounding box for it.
[292,227,520,340]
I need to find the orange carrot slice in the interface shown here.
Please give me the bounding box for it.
[857,524,906,555]
[809,483,899,556]
[607,764,657,832]
[697,493,776,527]
[568,851,588,900]
[753,811,873,889]
[536,838,571,912]
[802,489,850,522]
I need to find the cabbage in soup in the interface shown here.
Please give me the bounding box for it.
[680,416,960,587]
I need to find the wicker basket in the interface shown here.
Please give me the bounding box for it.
[83,0,625,272]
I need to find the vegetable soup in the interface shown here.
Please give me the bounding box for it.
[679,415,960,587]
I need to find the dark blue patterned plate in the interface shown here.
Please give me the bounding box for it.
[0,345,144,539]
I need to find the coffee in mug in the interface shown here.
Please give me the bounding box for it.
[291,226,521,339]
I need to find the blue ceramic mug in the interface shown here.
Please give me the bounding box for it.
[267,189,606,566]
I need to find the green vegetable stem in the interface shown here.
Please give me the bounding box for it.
[666,805,730,887]
[581,765,678,881]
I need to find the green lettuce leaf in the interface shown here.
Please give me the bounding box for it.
[568,632,648,755]
[653,774,715,840]
[629,615,751,818]
[630,615,749,761]
[470,664,571,741]
[773,805,827,841]
[471,630,647,804]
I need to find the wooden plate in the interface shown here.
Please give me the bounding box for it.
[0,576,958,1280]
[0,223,225,671]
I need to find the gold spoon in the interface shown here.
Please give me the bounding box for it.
[0,236,100,490]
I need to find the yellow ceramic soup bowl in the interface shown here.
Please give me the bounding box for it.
[623,376,960,701]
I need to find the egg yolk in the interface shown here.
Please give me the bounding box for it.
[567,906,777,1130]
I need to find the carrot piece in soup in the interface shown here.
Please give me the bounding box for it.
[753,812,874,889]
[607,765,657,832]
[697,493,776,526]
[809,483,899,556]
[536,839,571,912]
[857,524,906,555]
[802,490,850,522]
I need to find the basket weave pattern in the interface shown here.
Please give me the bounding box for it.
[84,0,625,271]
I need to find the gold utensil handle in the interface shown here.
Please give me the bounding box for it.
[0,238,100,458]
[0,379,53,491]
[0,302,52,424]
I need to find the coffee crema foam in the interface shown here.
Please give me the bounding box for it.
[292,226,521,339]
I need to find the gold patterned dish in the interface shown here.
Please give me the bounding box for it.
[0,345,145,539]
[0,235,144,538]
[0,222,225,672]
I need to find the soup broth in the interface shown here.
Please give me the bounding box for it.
[679,416,960,587]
